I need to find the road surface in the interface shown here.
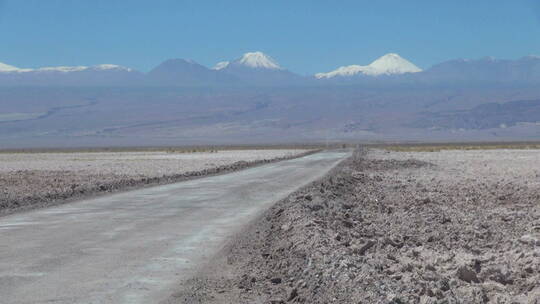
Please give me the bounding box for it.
[0,151,349,304]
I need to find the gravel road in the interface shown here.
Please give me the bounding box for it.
[0,151,348,304]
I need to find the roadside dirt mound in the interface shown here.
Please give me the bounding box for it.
[172,149,540,304]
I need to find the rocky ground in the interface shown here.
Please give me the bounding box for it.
[171,148,540,304]
[0,149,310,215]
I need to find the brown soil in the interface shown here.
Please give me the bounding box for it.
[170,149,540,304]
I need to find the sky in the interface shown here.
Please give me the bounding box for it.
[0,0,539,75]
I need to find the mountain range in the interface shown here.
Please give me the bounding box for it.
[2,51,540,147]
[2,52,540,87]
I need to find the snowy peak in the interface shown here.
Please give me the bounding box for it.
[315,53,422,79]
[232,52,282,70]
[368,53,422,75]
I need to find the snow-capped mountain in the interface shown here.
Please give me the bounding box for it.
[315,53,422,79]
[3,53,540,87]
[232,51,283,70]
[0,62,133,74]
[0,61,141,85]
[213,52,283,71]
[36,64,132,73]
[215,51,303,85]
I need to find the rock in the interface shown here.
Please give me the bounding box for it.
[308,204,323,211]
[457,266,480,283]
[270,277,282,284]
[519,234,540,246]
[385,238,404,248]
[341,203,354,210]
[439,279,450,292]
[287,287,298,301]
[473,259,482,273]
[440,217,451,224]
[425,264,436,272]
[485,266,514,285]
[419,296,437,304]
[387,294,405,303]
[454,286,487,303]
[528,287,540,304]
[353,240,376,255]
[342,220,354,228]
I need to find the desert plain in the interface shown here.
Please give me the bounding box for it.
[174,146,540,303]
[0,148,309,215]
[2,145,539,303]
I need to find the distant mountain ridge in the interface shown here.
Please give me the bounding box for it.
[416,56,540,84]
[1,52,540,86]
[0,61,143,86]
[147,59,238,86]
[0,62,132,73]
[215,51,304,85]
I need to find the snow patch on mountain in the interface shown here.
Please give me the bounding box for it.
[212,61,230,70]
[37,64,132,73]
[37,66,89,72]
[92,64,133,71]
[0,62,33,73]
[0,62,21,72]
[233,52,282,70]
[316,53,422,79]
[0,61,133,73]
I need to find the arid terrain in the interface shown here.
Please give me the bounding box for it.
[0,151,346,304]
[0,149,309,215]
[173,147,540,303]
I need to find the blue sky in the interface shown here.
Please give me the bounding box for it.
[0,0,539,74]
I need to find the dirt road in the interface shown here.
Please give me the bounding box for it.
[0,151,349,304]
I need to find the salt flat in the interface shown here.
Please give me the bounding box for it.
[0,151,347,304]
[0,149,306,175]
[0,149,308,214]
